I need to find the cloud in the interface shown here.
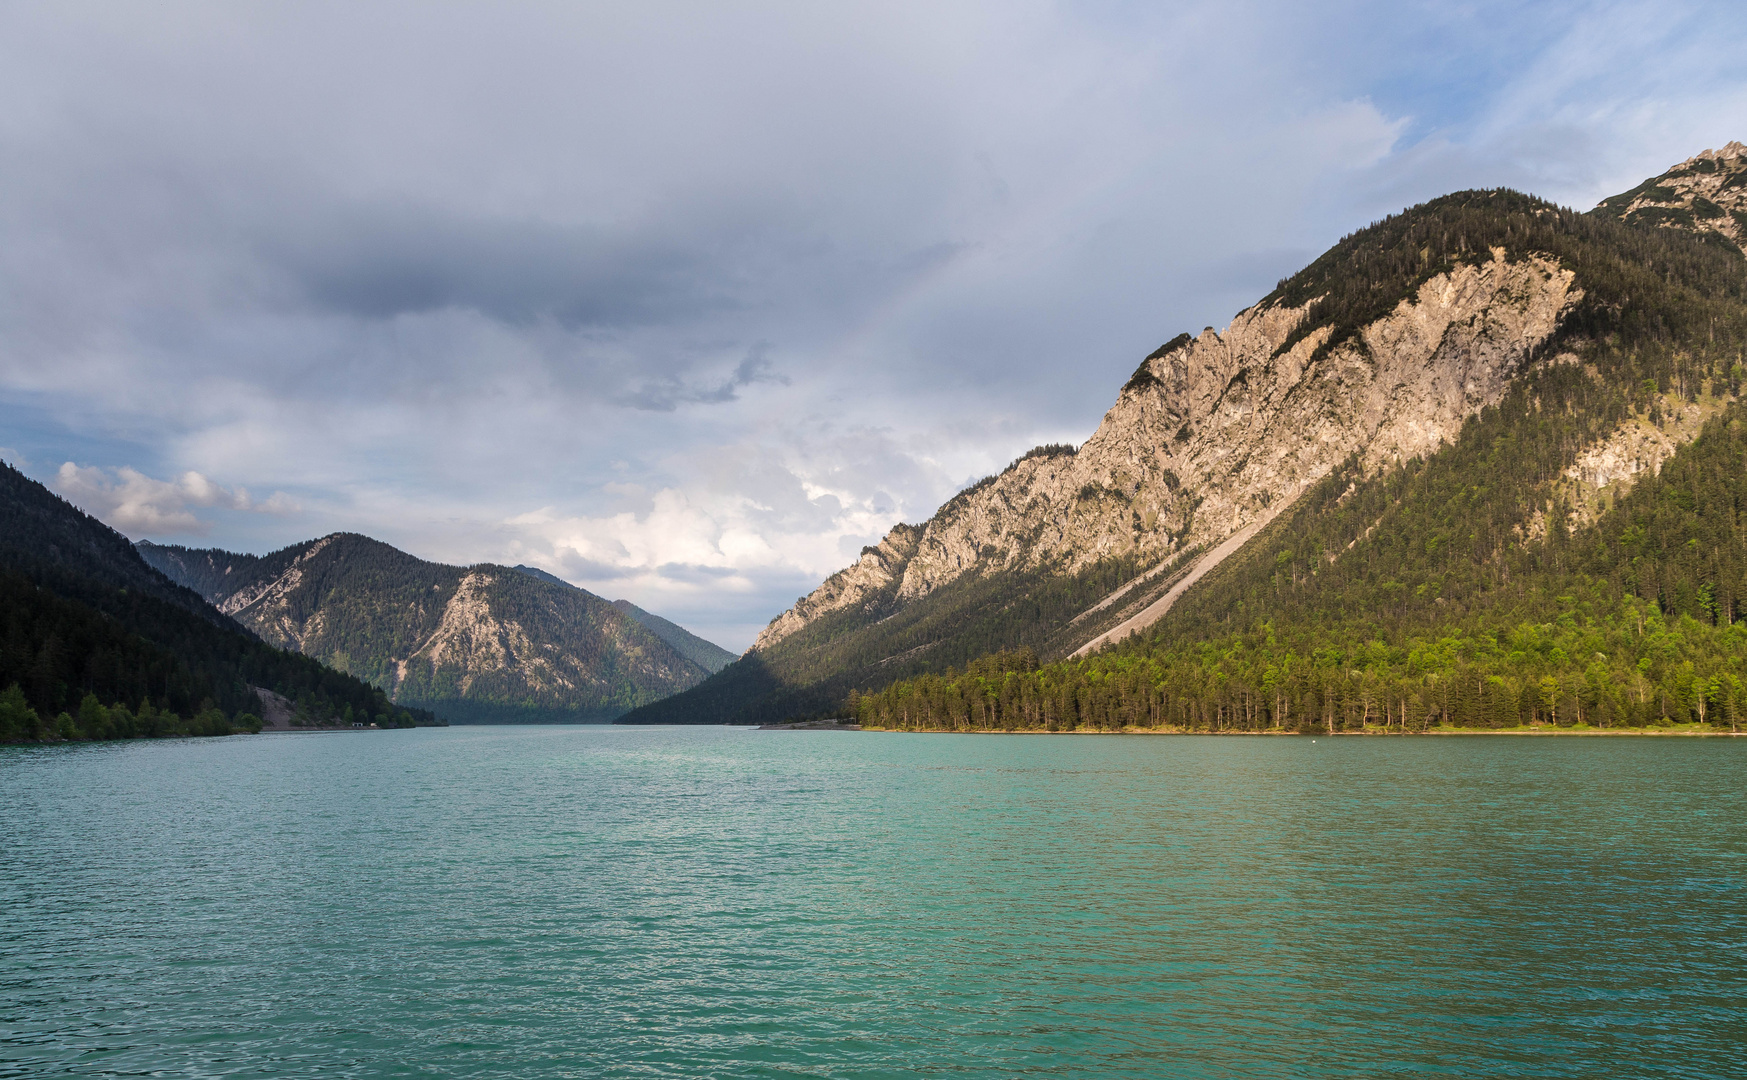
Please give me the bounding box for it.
[620,345,791,411]
[52,463,298,536]
[479,424,955,645]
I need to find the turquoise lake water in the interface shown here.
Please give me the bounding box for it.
[3,726,1745,1078]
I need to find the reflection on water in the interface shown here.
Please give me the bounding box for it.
[3,728,1744,1077]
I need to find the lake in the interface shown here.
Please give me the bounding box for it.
[3,727,1745,1077]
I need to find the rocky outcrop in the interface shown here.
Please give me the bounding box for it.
[389,567,692,709]
[1560,391,1737,530]
[753,524,921,649]
[216,533,339,647]
[1566,419,1678,490]
[757,251,1579,652]
[403,570,513,696]
[1594,142,1747,253]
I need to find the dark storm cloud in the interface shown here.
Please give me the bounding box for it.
[264,203,732,329]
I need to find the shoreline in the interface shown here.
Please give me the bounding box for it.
[856,724,1745,737]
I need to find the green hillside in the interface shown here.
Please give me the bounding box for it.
[505,565,737,673]
[610,600,737,674]
[134,543,261,602]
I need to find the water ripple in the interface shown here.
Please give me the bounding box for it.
[2,729,1745,1077]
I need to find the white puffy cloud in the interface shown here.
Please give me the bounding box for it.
[479,419,987,646]
[51,463,297,536]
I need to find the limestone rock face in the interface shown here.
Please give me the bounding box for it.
[1560,390,1737,530]
[402,570,523,697]
[1594,142,1747,253]
[754,525,920,649]
[215,533,338,646]
[1566,420,1678,491]
[756,252,1579,651]
[388,567,694,708]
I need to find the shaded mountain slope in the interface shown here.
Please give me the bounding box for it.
[627,153,1747,725]
[138,544,261,605]
[506,564,736,673]
[0,462,431,738]
[142,536,711,722]
[610,600,737,674]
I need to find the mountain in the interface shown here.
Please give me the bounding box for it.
[611,600,737,674]
[859,373,1747,732]
[138,543,262,602]
[139,535,712,722]
[1594,141,1747,252]
[511,564,576,590]
[0,461,433,741]
[625,147,1747,725]
[508,565,737,673]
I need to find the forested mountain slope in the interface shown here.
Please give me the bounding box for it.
[0,463,431,741]
[138,543,261,604]
[629,146,1747,725]
[141,536,711,722]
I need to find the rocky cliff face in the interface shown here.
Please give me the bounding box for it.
[759,251,1578,652]
[765,133,1747,659]
[1594,142,1747,253]
[755,525,921,648]
[140,533,709,721]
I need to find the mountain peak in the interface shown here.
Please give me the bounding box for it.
[1678,140,1747,167]
[1592,141,1747,253]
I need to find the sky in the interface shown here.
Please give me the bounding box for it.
[3,1,1746,650]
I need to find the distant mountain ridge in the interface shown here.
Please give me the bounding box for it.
[508,565,736,673]
[624,145,1747,725]
[139,543,262,607]
[612,600,738,674]
[140,536,719,722]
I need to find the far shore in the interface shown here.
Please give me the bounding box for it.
[856,723,1744,737]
